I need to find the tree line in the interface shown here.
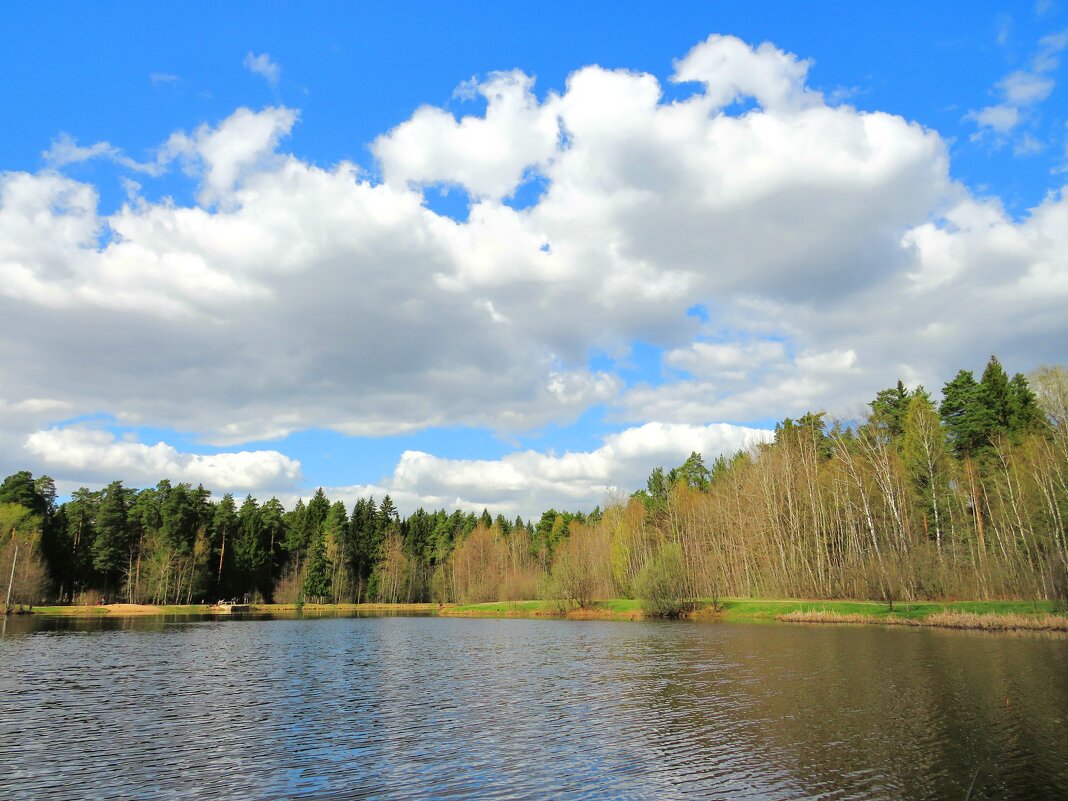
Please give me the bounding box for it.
[2,357,1066,611]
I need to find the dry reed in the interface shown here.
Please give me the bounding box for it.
[777,609,1068,631]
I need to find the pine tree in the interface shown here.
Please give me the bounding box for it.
[234,495,267,596]
[940,369,994,457]
[979,355,1013,434]
[677,451,711,490]
[92,481,130,589]
[869,380,911,442]
[0,471,50,517]
[213,493,239,591]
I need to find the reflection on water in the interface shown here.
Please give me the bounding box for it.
[1,614,1065,800]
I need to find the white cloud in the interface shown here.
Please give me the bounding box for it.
[42,133,163,174]
[243,52,280,87]
[672,34,820,112]
[24,428,302,492]
[372,71,560,199]
[313,422,772,519]
[2,34,1068,509]
[971,104,1020,134]
[969,30,1067,145]
[160,105,298,205]
[999,70,1054,105]
[664,341,787,381]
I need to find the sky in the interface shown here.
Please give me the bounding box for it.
[1,1,1067,519]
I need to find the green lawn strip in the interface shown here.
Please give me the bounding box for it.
[715,598,1060,622]
[30,605,110,616]
[27,597,1062,623]
[593,598,643,613]
[445,600,552,616]
[444,598,644,617]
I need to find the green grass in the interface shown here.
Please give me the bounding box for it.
[715,597,1061,623]
[27,597,1063,625]
[594,598,644,613]
[444,598,645,617]
[446,600,552,615]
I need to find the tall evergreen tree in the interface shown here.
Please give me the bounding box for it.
[234,495,268,596]
[284,499,308,557]
[379,495,398,529]
[676,451,711,490]
[305,488,331,542]
[1008,372,1045,437]
[869,380,911,442]
[258,497,286,589]
[0,471,49,517]
[92,481,130,589]
[979,355,1013,434]
[302,533,332,602]
[940,369,994,457]
[213,493,239,591]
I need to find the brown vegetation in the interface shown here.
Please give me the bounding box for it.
[778,610,1068,631]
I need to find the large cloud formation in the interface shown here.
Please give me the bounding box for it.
[2,34,1066,511]
[304,422,772,520]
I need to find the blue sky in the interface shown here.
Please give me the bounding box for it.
[2,2,1067,516]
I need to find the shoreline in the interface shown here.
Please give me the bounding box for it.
[25,598,1068,631]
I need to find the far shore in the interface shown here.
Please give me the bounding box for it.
[22,598,1068,631]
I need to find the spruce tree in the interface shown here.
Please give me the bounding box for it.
[92,481,130,589]
[979,355,1013,434]
[302,533,332,602]
[1007,372,1045,437]
[940,369,994,457]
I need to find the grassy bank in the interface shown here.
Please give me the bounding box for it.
[27,598,1067,631]
[30,603,213,616]
[714,598,1063,623]
[776,609,1068,631]
[443,597,1067,630]
[440,599,645,620]
[30,602,438,617]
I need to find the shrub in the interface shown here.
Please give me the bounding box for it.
[635,542,688,617]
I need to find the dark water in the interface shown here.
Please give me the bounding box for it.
[0,614,1065,800]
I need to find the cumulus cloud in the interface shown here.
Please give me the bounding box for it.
[160,105,298,205]
[243,52,280,87]
[373,70,560,199]
[24,428,302,492]
[313,422,772,519]
[1,34,1067,506]
[672,34,820,112]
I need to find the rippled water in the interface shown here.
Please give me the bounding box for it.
[1,614,1065,800]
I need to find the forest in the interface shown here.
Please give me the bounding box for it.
[3,357,1067,611]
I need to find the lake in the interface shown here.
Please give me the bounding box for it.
[1,613,1065,800]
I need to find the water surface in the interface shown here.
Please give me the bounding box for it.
[1,614,1065,800]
